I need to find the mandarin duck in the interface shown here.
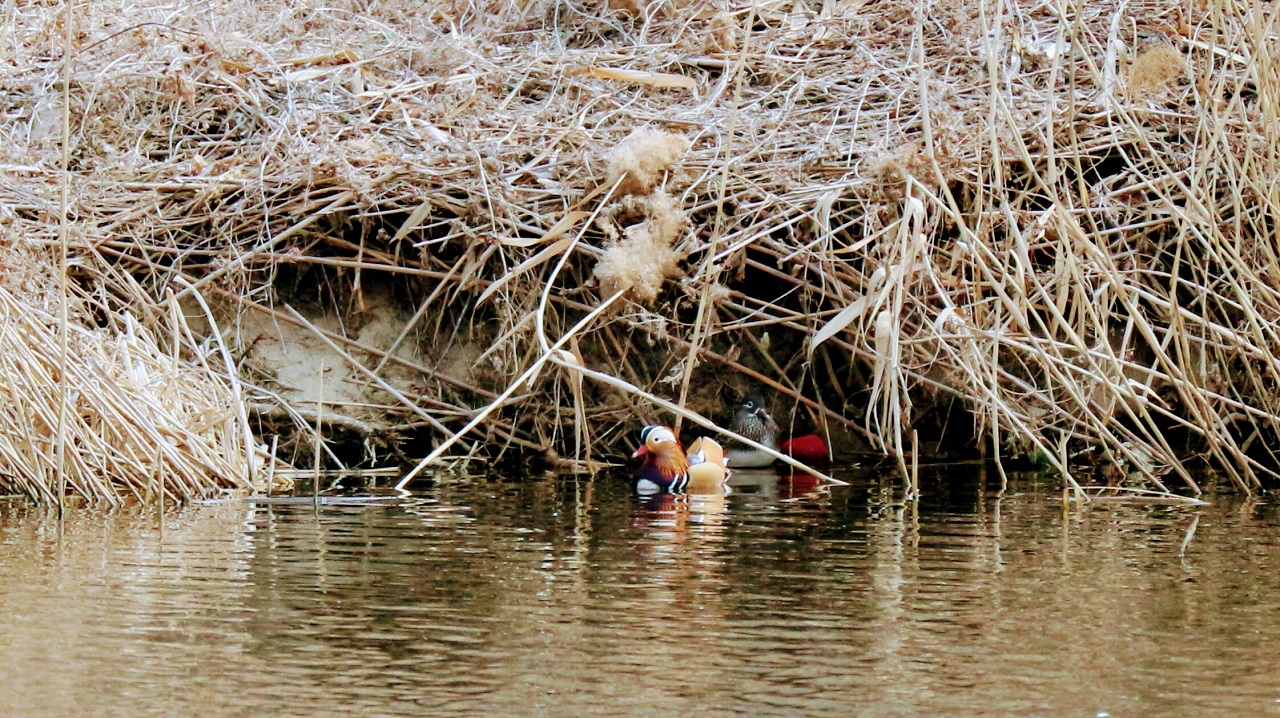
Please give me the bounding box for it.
[727,394,830,468]
[631,425,730,495]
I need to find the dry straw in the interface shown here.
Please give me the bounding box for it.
[2,0,1279,501]
[0,246,258,502]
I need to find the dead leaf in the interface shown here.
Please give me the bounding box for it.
[500,211,590,248]
[588,66,696,90]
[477,237,574,304]
[810,297,868,354]
[393,200,435,242]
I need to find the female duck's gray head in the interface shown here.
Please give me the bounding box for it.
[733,395,779,443]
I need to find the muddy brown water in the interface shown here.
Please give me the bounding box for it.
[2,467,1279,717]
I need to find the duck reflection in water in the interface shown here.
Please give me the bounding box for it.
[776,471,822,500]
[718,468,822,501]
[630,489,730,575]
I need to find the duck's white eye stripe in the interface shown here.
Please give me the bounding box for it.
[641,425,677,444]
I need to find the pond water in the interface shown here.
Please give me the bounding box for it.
[2,467,1279,717]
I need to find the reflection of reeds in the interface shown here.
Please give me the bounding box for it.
[3,1,1279,500]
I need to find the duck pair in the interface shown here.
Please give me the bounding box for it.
[630,396,830,495]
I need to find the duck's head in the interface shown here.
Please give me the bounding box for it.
[632,425,678,459]
[734,395,779,443]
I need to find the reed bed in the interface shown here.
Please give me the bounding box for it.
[2,0,1278,500]
[0,244,258,502]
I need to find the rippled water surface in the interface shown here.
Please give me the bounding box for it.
[3,468,1280,717]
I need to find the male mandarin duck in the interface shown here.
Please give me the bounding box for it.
[727,394,830,468]
[631,425,730,495]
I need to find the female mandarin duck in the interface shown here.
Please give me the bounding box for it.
[727,394,830,468]
[631,425,730,495]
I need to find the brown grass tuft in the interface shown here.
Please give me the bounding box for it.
[1129,44,1187,98]
[606,129,693,196]
[593,192,687,303]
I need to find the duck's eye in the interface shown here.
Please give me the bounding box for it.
[743,400,754,409]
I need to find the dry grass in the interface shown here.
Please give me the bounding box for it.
[0,244,259,502]
[2,0,1279,500]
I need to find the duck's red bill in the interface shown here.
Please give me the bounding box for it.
[631,445,651,459]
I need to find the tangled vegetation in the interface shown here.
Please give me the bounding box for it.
[1,0,1278,501]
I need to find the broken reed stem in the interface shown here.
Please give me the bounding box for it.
[314,365,324,502]
[909,429,919,501]
[1178,514,1200,556]
[173,277,257,486]
[534,177,623,356]
[267,434,278,498]
[55,0,74,517]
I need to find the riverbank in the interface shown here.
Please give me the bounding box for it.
[2,0,1277,501]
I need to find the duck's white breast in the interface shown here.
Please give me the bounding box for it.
[726,447,775,468]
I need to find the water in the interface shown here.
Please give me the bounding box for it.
[2,468,1280,717]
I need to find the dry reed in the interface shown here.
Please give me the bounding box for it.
[2,0,1279,500]
[0,244,259,502]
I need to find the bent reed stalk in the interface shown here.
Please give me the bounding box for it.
[2,0,1279,501]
